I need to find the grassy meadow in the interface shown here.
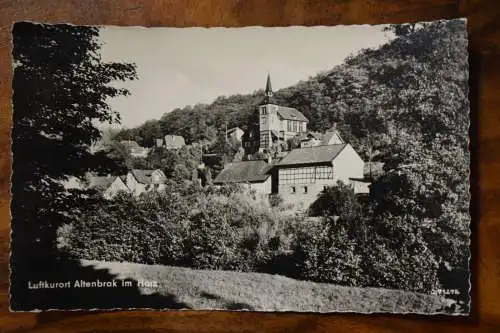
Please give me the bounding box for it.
[81,259,453,313]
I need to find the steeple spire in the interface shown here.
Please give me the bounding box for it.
[265,73,272,96]
[264,73,274,103]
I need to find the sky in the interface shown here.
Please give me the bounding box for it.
[99,25,394,128]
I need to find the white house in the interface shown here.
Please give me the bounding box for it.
[227,127,244,142]
[104,169,167,199]
[119,140,150,158]
[164,135,186,150]
[299,130,344,148]
[103,176,128,199]
[275,143,365,208]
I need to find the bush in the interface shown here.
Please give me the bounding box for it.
[268,194,284,208]
[291,217,363,285]
[184,201,242,270]
[359,214,441,292]
[308,181,362,218]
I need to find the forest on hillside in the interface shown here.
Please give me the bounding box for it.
[115,20,469,164]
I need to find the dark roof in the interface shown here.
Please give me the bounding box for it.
[295,132,322,142]
[88,176,114,190]
[276,106,308,122]
[308,132,324,140]
[213,160,272,183]
[277,144,348,166]
[130,169,155,184]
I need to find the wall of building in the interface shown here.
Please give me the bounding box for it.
[126,173,148,196]
[248,177,272,195]
[332,144,364,182]
[275,146,365,211]
[278,178,337,211]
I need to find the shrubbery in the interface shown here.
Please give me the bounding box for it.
[60,184,303,274]
[292,217,363,286]
[60,180,452,294]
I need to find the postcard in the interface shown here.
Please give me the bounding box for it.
[10,19,470,314]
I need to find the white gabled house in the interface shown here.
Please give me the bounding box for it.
[103,176,128,199]
[274,143,366,208]
[227,127,244,142]
[104,169,167,199]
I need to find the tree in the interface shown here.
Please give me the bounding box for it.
[11,22,137,264]
[308,181,362,220]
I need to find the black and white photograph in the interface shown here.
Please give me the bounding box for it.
[10,19,470,314]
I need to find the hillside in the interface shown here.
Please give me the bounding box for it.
[81,259,454,313]
[114,20,468,163]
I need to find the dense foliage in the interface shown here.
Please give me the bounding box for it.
[60,184,301,273]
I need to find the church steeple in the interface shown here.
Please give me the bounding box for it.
[264,73,274,104]
[265,73,272,95]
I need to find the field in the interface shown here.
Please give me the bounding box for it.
[81,260,453,313]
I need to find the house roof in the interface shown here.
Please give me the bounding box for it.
[308,132,324,140]
[130,169,155,184]
[277,144,348,166]
[276,106,308,123]
[88,176,114,190]
[322,130,344,144]
[213,160,272,183]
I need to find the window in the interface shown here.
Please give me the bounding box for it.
[287,120,299,132]
[260,132,269,147]
[304,186,308,194]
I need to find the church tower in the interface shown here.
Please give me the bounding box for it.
[259,74,279,151]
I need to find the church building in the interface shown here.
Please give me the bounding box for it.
[258,74,309,151]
